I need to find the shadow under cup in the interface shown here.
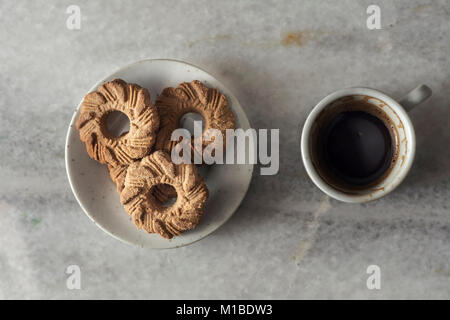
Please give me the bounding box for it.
[308,94,413,198]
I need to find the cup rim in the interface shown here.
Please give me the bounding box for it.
[301,87,416,203]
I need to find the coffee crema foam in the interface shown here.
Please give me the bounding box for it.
[309,95,400,193]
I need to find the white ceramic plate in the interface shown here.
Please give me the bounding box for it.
[65,59,253,248]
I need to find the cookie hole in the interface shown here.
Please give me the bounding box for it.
[151,184,177,208]
[106,111,130,137]
[179,112,205,136]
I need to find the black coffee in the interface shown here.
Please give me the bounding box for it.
[321,110,394,186]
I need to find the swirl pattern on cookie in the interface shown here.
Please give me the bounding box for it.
[76,79,159,166]
[120,151,209,239]
[155,80,235,161]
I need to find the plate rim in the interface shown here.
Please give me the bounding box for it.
[65,58,254,249]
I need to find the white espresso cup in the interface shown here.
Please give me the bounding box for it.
[301,85,432,203]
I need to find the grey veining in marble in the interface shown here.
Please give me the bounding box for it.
[0,0,449,299]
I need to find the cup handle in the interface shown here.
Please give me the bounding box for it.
[399,85,432,112]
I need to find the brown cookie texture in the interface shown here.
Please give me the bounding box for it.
[76,79,160,166]
[108,163,177,202]
[151,183,178,204]
[108,164,128,193]
[120,150,209,239]
[155,80,235,161]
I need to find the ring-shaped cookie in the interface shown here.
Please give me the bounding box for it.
[76,79,159,166]
[155,80,235,161]
[120,151,209,239]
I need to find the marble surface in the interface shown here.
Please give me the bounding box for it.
[0,0,449,299]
